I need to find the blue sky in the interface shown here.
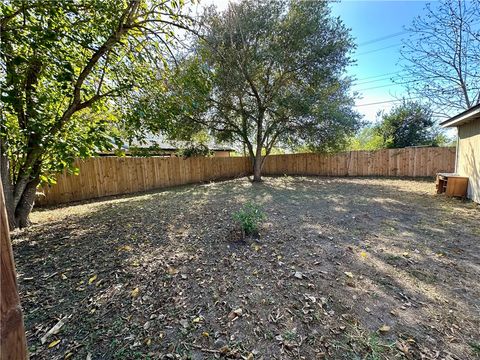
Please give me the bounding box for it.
[203,0,432,123]
[331,0,429,122]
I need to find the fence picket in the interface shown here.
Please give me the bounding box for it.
[37,147,455,206]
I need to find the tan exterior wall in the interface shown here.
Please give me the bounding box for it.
[213,151,231,157]
[457,118,480,203]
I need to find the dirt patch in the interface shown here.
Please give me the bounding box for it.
[13,177,480,359]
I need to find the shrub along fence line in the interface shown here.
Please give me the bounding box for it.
[37,147,455,206]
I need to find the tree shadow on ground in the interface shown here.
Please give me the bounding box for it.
[13,176,480,359]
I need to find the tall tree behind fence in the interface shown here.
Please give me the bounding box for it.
[38,147,455,206]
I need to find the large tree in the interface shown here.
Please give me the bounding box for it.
[0,0,190,229]
[129,0,359,181]
[204,0,359,181]
[375,101,439,148]
[400,0,480,116]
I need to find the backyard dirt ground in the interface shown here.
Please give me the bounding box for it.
[12,177,480,360]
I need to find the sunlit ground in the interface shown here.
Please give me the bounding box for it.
[13,176,480,359]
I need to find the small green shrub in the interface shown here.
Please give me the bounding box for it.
[233,202,266,236]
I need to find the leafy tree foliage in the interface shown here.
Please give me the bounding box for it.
[0,0,190,228]
[128,0,360,181]
[400,0,480,116]
[375,102,440,148]
[347,126,384,151]
[120,57,213,143]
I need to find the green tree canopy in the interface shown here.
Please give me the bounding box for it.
[375,102,440,148]
[347,126,384,151]
[127,0,360,181]
[0,0,190,228]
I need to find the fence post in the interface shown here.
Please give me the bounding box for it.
[0,181,28,359]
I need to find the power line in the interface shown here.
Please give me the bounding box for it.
[355,98,421,107]
[356,80,419,92]
[354,77,395,86]
[356,43,402,56]
[357,31,408,47]
[354,87,480,106]
[353,70,406,82]
[356,77,480,92]
[353,74,415,86]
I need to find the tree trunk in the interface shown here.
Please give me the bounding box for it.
[14,178,39,229]
[252,146,263,182]
[0,154,16,229]
[0,173,39,230]
[0,180,28,359]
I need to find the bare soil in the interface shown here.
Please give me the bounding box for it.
[12,177,480,359]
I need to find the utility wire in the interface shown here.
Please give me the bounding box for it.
[356,77,480,92]
[357,31,408,47]
[353,70,406,82]
[353,74,415,86]
[355,97,422,107]
[356,43,402,56]
[356,80,419,92]
[355,86,480,106]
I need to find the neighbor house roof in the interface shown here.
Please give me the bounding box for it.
[122,134,236,152]
[440,103,480,128]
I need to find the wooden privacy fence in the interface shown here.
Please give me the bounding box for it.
[37,147,455,206]
[263,147,456,177]
[38,156,251,206]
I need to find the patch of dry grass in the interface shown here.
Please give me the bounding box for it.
[14,176,480,359]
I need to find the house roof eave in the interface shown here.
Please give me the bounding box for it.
[440,103,480,128]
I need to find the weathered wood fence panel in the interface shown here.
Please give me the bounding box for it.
[263,147,455,177]
[37,147,455,206]
[38,156,252,206]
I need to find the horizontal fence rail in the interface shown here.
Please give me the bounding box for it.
[37,147,455,206]
[263,147,456,177]
[38,156,251,206]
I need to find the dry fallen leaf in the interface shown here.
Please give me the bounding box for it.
[396,340,411,358]
[202,331,209,337]
[219,345,231,355]
[131,287,140,298]
[48,339,61,348]
[379,325,391,333]
[344,271,354,278]
[251,244,261,251]
[192,316,203,323]
[40,317,67,344]
[88,275,97,284]
[228,308,243,320]
[294,271,304,279]
[166,266,179,275]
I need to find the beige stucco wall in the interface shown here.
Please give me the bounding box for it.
[457,118,480,203]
